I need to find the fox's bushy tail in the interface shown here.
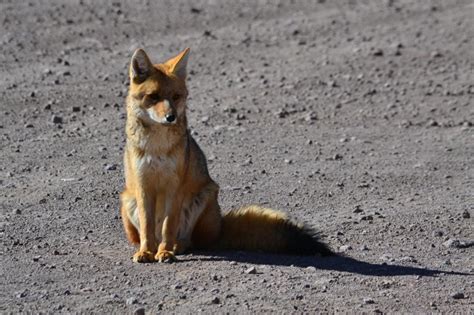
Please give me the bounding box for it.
[216,205,333,256]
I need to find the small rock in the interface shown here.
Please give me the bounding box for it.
[443,239,461,248]
[373,49,384,56]
[72,106,81,112]
[398,256,417,263]
[13,209,22,215]
[24,123,34,128]
[339,245,352,252]
[133,307,146,315]
[236,113,246,120]
[126,297,138,305]
[104,164,117,171]
[275,109,289,118]
[451,292,465,299]
[245,266,257,274]
[52,115,63,124]
[363,298,375,304]
[333,154,343,160]
[353,205,363,213]
[210,296,220,304]
[360,215,374,221]
[461,210,470,219]
[432,230,443,237]
[426,119,438,127]
[431,51,443,58]
[304,111,318,121]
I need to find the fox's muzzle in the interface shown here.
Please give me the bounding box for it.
[147,99,177,125]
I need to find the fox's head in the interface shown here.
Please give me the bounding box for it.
[127,48,190,126]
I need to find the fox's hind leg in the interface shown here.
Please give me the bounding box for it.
[191,183,222,250]
[120,190,140,245]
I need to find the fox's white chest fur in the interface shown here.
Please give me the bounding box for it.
[137,153,177,173]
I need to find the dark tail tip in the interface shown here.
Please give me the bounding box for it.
[283,222,334,256]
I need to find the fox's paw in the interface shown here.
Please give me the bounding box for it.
[155,250,177,263]
[132,250,156,263]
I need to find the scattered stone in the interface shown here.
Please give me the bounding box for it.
[104,164,117,171]
[461,210,470,219]
[443,239,461,248]
[126,297,138,305]
[52,115,63,124]
[353,205,363,213]
[236,113,246,120]
[304,111,318,121]
[398,256,417,263]
[245,266,257,274]
[275,109,289,118]
[133,307,145,315]
[373,49,384,56]
[363,298,375,304]
[360,215,374,221]
[451,292,465,299]
[333,154,343,160]
[339,245,352,252]
[426,119,438,127]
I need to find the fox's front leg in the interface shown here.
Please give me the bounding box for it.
[156,192,183,263]
[133,188,157,263]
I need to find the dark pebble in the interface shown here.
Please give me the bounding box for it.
[133,308,145,315]
[105,164,117,171]
[52,115,63,124]
[451,292,465,299]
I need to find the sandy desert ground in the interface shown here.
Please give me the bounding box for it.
[0,0,473,313]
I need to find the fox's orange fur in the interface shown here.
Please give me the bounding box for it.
[120,48,332,263]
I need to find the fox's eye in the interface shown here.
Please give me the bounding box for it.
[172,94,181,101]
[148,93,160,100]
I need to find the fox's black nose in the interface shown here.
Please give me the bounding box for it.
[165,114,176,123]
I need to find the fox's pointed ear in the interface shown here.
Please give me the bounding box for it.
[130,49,153,83]
[164,48,190,80]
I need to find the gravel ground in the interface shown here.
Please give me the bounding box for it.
[0,0,473,313]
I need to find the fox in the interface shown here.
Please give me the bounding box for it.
[120,48,333,263]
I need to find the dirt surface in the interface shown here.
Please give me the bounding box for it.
[1,0,473,313]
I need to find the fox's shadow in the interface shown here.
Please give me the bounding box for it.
[186,251,471,277]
